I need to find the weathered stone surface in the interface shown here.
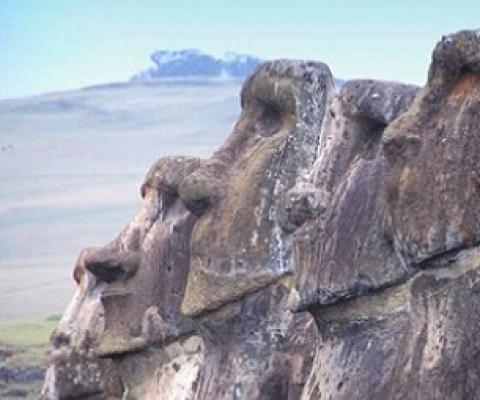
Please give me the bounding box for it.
[302,248,480,400]
[383,30,480,265]
[174,60,332,398]
[179,60,334,317]
[87,156,202,358]
[287,79,420,311]
[40,264,122,399]
[193,285,317,399]
[289,30,480,400]
[42,156,204,399]
[42,29,480,400]
[85,156,204,398]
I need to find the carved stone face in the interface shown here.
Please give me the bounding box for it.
[42,253,122,400]
[286,79,420,313]
[292,31,480,400]
[289,32,480,315]
[43,157,204,399]
[383,30,480,266]
[83,156,201,356]
[178,60,334,317]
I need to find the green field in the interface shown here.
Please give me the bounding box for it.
[0,316,59,399]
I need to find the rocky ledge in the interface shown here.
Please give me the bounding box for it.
[41,29,480,400]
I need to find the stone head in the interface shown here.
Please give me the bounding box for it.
[83,156,202,356]
[42,251,121,399]
[43,156,203,399]
[292,31,480,400]
[285,78,420,314]
[383,29,480,266]
[178,60,334,318]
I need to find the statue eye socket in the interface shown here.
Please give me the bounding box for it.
[257,102,283,137]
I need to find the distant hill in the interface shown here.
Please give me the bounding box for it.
[0,79,241,319]
[131,49,261,81]
[132,49,345,87]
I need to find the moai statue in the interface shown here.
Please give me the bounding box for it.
[287,30,480,400]
[177,60,334,399]
[43,156,205,400]
[41,252,123,399]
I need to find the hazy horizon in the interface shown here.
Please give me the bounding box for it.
[1,0,479,99]
[0,79,241,319]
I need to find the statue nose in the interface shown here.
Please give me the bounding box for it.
[281,185,327,232]
[84,248,139,284]
[50,329,71,349]
[178,168,224,216]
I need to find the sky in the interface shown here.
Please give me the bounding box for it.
[1,0,479,99]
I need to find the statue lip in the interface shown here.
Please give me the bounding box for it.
[95,335,148,358]
[414,240,480,270]
[95,318,197,358]
[291,244,480,324]
[95,327,198,358]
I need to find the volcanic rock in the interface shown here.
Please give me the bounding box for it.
[41,29,480,400]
